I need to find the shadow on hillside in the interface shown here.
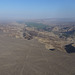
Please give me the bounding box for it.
[49,49,55,51]
[65,43,75,53]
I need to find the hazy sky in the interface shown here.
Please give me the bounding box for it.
[0,0,75,20]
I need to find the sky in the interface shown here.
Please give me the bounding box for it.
[0,0,75,20]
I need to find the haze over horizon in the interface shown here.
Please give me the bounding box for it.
[0,0,75,20]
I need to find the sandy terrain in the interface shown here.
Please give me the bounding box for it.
[0,32,75,75]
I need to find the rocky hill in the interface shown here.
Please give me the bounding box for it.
[0,21,75,53]
[23,22,75,53]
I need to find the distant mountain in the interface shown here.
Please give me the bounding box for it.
[40,18,75,22]
[17,18,75,26]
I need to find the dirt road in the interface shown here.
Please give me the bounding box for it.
[0,34,75,75]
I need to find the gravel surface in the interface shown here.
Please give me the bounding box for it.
[0,33,75,75]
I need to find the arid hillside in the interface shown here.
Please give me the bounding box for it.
[0,29,75,75]
[23,22,75,53]
[0,22,75,53]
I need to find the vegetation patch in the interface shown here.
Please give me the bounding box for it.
[25,22,48,30]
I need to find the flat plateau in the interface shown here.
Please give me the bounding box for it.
[0,32,75,75]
